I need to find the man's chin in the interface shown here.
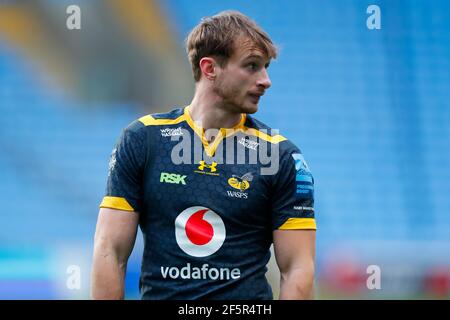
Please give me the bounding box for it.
[240,102,258,114]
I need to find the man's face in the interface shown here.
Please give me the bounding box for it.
[212,38,272,114]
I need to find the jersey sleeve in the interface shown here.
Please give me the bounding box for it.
[271,145,316,230]
[99,121,147,213]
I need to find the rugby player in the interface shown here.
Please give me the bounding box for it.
[91,10,316,300]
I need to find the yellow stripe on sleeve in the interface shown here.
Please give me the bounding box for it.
[278,218,317,230]
[99,196,135,212]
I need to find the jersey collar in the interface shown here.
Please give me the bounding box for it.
[184,106,247,157]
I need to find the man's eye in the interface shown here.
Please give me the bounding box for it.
[247,62,258,70]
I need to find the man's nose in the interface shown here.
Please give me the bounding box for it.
[257,68,272,90]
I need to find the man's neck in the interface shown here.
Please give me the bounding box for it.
[188,87,243,132]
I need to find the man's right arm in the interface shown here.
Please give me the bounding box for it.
[91,207,139,299]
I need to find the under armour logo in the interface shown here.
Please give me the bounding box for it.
[198,161,218,173]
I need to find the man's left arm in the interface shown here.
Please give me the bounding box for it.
[273,229,316,300]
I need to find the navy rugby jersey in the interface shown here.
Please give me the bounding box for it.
[100,106,316,300]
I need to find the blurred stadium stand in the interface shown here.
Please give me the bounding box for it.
[0,0,449,299]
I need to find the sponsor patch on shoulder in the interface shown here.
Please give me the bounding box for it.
[292,153,310,172]
[292,153,313,197]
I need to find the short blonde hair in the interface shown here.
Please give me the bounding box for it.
[186,10,278,81]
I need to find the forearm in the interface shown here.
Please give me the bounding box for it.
[279,267,315,300]
[91,246,127,299]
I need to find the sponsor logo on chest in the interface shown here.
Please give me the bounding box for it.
[226,172,253,199]
[238,137,260,150]
[160,172,187,185]
[160,127,184,137]
[195,161,220,176]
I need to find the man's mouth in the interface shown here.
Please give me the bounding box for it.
[249,91,264,97]
[248,92,264,103]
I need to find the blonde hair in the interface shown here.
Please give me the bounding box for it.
[186,10,277,81]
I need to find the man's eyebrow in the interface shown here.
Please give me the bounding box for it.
[243,54,266,61]
[243,54,271,67]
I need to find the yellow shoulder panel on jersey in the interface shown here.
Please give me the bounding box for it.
[278,218,317,230]
[138,114,186,126]
[99,196,134,212]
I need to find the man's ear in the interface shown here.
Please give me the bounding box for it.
[199,57,217,81]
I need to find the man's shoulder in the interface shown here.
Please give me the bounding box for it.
[122,107,185,134]
[243,114,272,131]
[244,114,300,153]
[138,107,185,126]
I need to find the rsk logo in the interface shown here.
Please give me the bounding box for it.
[160,172,187,185]
[175,206,226,257]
